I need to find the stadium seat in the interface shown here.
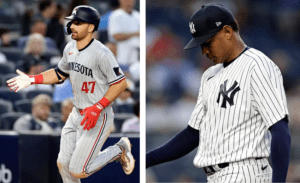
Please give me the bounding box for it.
[0,99,13,113]
[113,118,125,133]
[43,51,60,62]
[50,112,61,120]
[134,81,140,88]
[15,99,60,113]
[0,62,15,75]
[25,90,53,99]
[14,99,32,113]
[15,60,25,71]
[0,47,23,62]
[114,113,135,133]
[52,102,61,113]
[98,30,108,44]
[10,39,18,47]
[133,89,139,100]
[0,87,24,102]
[115,104,134,113]
[0,112,26,130]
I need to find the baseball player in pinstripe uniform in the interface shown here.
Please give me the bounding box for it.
[146,4,291,183]
[7,5,135,183]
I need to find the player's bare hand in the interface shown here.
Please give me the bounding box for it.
[6,69,32,92]
[80,103,104,130]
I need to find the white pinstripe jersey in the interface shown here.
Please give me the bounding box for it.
[58,39,125,113]
[188,47,289,168]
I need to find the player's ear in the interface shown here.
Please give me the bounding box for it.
[88,24,95,33]
[223,25,233,40]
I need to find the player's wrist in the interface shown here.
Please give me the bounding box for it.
[29,74,43,85]
[98,97,110,108]
[95,103,104,111]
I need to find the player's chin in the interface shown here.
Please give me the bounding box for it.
[211,58,218,64]
[213,58,222,64]
[71,34,78,39]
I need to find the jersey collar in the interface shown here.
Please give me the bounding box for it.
[223,46,249,68]
[78,38,94,52]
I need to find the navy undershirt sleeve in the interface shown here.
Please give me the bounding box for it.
[146,125,199,169]
[269,117,291,182]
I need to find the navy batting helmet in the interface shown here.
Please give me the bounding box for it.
[64,5,100,35]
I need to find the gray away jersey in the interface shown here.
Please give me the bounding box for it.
[188,47,289,168]
[58,39,125,111]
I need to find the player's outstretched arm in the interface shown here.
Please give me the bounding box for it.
[39,68,67,84]
[269,117,291,182]
[7,69,67,92]
[146,125,199,169]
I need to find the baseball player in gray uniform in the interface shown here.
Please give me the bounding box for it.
[146,4,291,183]
[7,5,135,183]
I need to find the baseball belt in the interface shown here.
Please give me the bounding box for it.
[203,157,263,175]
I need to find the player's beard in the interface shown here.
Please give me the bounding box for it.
[71,32,80,40]
[71,30,88,41]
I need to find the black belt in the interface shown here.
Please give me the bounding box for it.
[203,157,263,175]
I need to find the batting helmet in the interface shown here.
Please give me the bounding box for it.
[64,5,100,35]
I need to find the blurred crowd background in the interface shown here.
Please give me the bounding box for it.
[146,0,300,182]
[0,0,140,137]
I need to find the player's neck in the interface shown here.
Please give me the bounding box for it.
[76,35,93,50]
[226,38,246,63]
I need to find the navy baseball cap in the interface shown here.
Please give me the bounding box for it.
[184,4,235,50]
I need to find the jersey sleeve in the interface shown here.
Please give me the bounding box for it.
[99,50,125,85]
[250,62,289,128]
[188,77,206,130]
[57,44,70,74]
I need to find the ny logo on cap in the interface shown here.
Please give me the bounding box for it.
[189,22,196,34]
[216,22,222,27]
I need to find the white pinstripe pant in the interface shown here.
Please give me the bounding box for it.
[57,107,122,183]
[207,158,272,183]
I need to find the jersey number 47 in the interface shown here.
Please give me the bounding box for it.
[81,81,96,93]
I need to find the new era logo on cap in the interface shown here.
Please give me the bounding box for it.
[216,22,222,26]
[189,22,196,34]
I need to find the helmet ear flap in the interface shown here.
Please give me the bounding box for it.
[65,21,73,35]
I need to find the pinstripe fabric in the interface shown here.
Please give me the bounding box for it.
[87,146,121,174]
[207,158,272,183]
[58,39,125,111]
[57,107,81,183]
[57,111,80,183]
[188,48,288,171]
[82,113,107,172]
[57,107,121,182]
[56,38,125,182]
